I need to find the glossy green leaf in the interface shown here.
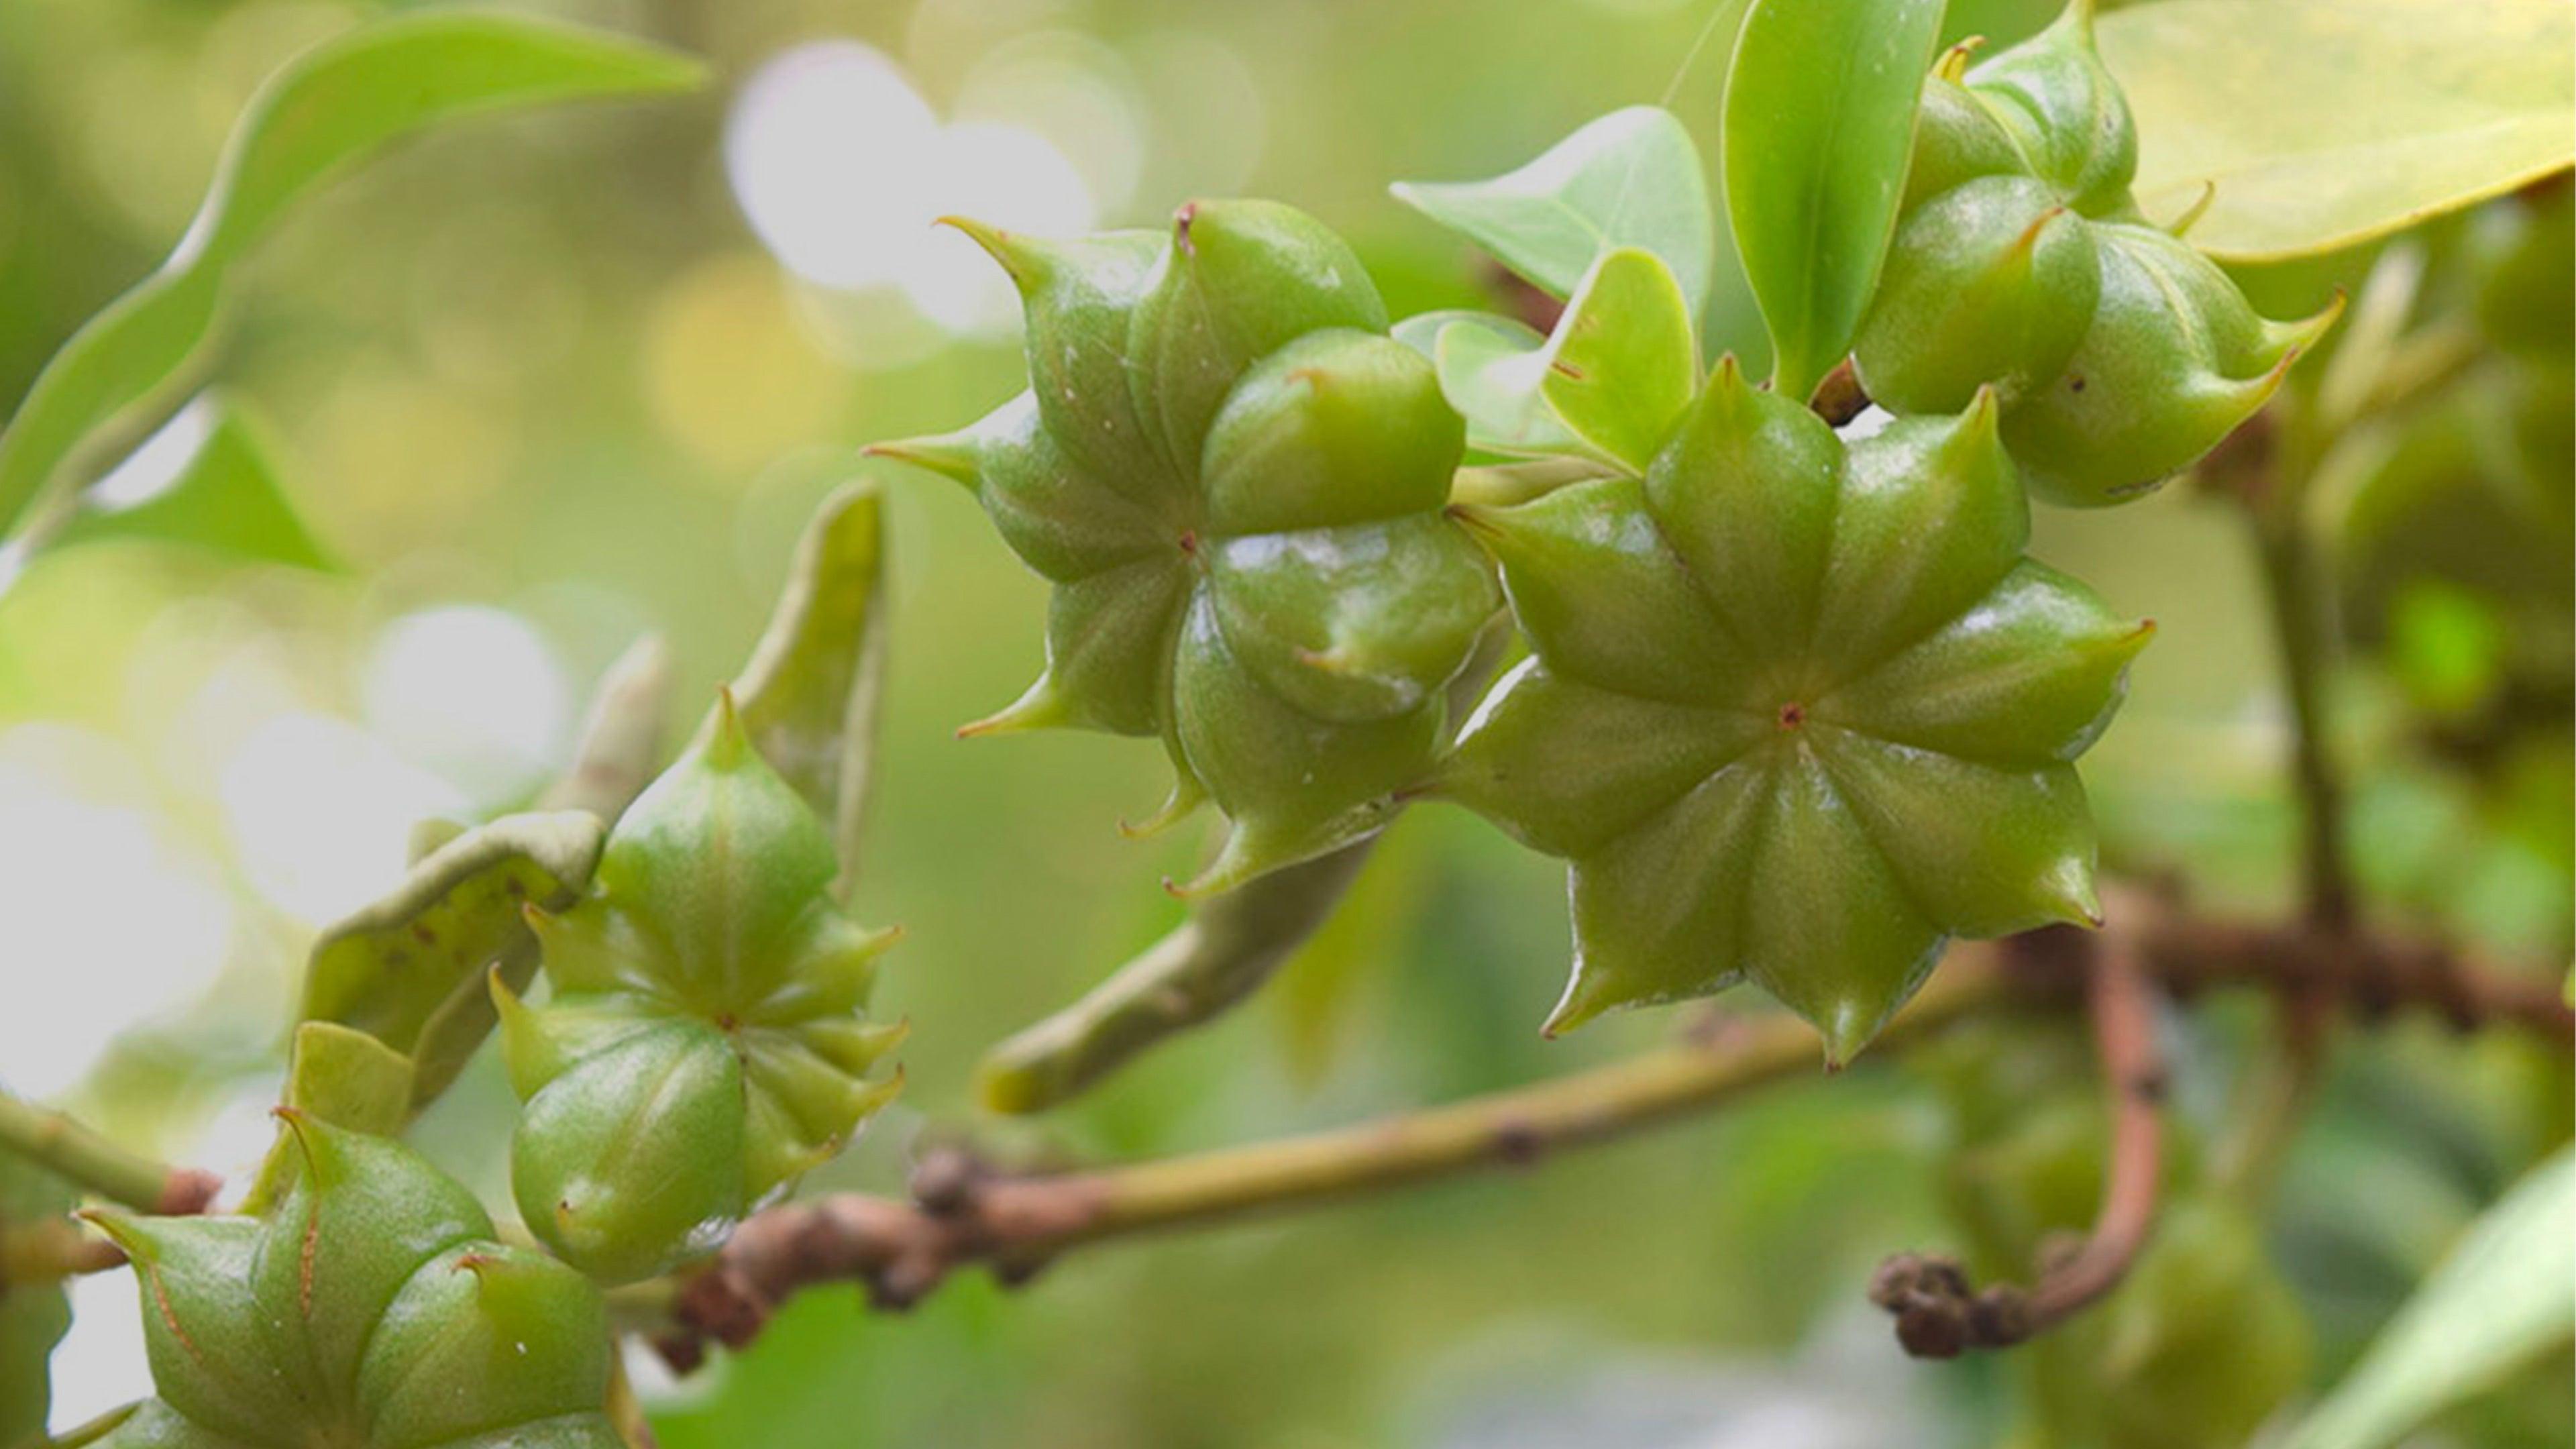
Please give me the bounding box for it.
[1426,250,1699,473]
[1540,250,1701,472]
[40,395,332,572]
[2101,0,2576,260]
[1391,106,1719,314]
[283,1022,413,1137]
[2284,1145,2576,1449]
[299,810,606,1056]
[0,12,704,540]
[1724,0,1949,399]
[1430,313,1582,458]
[237,1022,417,1214]
[727,481,888,893]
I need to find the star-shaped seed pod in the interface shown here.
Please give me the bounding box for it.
[492,694,903,1285]
[85,1113,618,1449]
[1438,364,2151,1062]
[1852,0,2339,506]
[869,201,1501,895]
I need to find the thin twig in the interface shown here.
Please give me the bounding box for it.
[658,957,2015,1366]
[654,900,2570,1364]
[0,1216,127,1286]
[1808,358,1872,427]
[1870,923,2167,1356]
[0,1093,218,1216]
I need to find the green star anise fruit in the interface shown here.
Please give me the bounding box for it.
[494,694,903,1285]
[1438,364,2150,1061]
[1854,0,2338,506]
[87,1113,617,1449]
[869,200,1501,894]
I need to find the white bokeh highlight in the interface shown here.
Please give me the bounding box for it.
[362,604,569,808]
[0,729,235,1102]
[219,712,466,923]
[725,40,1099,339]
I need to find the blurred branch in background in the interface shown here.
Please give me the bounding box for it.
[1870,914,2165,1356]
[0,1093,215,1218]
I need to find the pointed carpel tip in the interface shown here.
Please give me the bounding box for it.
[270,1104,332,1180]
[1171,201,1201,256]
[2167,181,2218,240]
[75,1205,148,1257]
[1816,1002,1878,1071]
[959,676,1067,739]
[2287,288,2349,352]
[933,215,1034,280]
[1935,36,1986,81]
[1539,979,1606,1040]
[865,433,982,489]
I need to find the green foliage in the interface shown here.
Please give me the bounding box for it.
[40,397,332,574]
[1854,1,2341,506]
[498,699,902,1285]
[2284,1145,2575,1449]
[1723,0,1949,400]
[1391,106,1717,316]
[872,203,1501,894]
[87,1115,617,1449]
[0,12,703,542]
[1,1154,76,1446]
[299,810,607,1108]
[1439,366,2145,1060]
[2100,0,2576,261]
[729,482,889,895]
[1413,248,1699,474]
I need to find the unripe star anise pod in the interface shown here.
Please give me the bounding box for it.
[86,1114,617,1448]
[871,200,1501,895]
[1437,364,2149,1061]
[494,694,904,1285]
[1854,0,2339,506]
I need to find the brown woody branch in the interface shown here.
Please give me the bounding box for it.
[1871,924,2167,1356]
[655,898,2569,1368]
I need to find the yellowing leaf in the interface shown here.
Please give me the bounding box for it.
[2102,0,2576,260]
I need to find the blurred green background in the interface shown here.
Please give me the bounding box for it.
[0,1,2566,1444]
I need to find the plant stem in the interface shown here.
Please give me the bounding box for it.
[0,1093,217,1215]
[975,842,1377,1114]
[655,900,2571,1366]
[2253,508,2354,931]
[1052,956,1998,1244]
[1872,922,2168,1356]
